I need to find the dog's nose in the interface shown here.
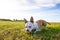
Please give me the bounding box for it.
[27,29,29,31]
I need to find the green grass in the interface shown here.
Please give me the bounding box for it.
[0,21,60,40]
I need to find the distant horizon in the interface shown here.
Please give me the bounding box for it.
[0,0,60,22]
[0,17,60,22]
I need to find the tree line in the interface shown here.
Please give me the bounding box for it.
[0,19,24,22]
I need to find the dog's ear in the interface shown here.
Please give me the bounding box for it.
[30,16,34,23]
[24,18,28,23]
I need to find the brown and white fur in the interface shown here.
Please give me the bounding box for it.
[24,16,51,34]
[36,20,51,30]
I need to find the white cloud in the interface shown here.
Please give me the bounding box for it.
[34,0,55,7]
[0,0,59,11]
[0,0,60,22]
[55,0,60,3]
[17,0,60,10]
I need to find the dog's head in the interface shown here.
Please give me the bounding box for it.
[24,16,34,32]
[24,16,40,34]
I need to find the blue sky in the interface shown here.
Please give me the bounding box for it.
[0,0,60,22]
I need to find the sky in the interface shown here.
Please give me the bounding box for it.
[0,0,60,22]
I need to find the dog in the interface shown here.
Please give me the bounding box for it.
[24,16,51,34]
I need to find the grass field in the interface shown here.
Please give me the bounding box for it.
[0,21,60,40]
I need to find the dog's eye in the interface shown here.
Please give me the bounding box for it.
[29,26,31,28]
